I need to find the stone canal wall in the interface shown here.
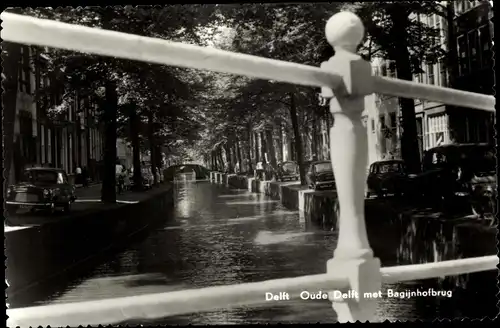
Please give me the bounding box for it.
[210,172,339,228]
[5,185,175,306]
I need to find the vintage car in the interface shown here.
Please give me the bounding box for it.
[306,160,336,191]
[417,143,496,222]
[5,167,76,214]
[366,159,409,198]
[275,161,299,182]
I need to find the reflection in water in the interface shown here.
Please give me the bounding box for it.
[10,182,497,323]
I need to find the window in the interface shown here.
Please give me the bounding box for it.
[464,0,472,11]
[457,35,469,75]
[379,115,385,130]
[314,162,332,172]
[371,119,375,133]
[479,24,492,68]
[18,46,31,94]
[41,125,46,164]
[389,112,397,129]
[426,114,449,149]
[47,128,52,164]
[380,63,387,76]
[427,63,435,85]
[468,29,480,70]
[455,0,466,14]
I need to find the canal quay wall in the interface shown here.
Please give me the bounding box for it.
[212,172,339,228]
[5,184,174,306]
[210,172,498,240]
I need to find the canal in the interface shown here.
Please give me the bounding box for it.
[7,180,497,323]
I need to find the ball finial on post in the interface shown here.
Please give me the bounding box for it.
[322,11,380,323]
[325,12,365,53]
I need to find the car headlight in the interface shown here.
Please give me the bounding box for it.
[43,189,51,197]
[6,187,12,196]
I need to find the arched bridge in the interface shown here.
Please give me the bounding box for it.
[163,164,210,182]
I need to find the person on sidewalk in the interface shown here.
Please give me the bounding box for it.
[75,165,83,185]
[82,166,89,188]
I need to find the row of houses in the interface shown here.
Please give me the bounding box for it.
[269,1,494,169]
[9,45,136,184]
[364,0,495,165]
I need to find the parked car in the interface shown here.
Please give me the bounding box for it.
[366,160,409,198]
[416,143,496,222]
[275,161,300,182]
[306,160,336,191]
[5,167,76,214]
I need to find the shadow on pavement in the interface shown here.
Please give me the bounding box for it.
[6,185,174,309]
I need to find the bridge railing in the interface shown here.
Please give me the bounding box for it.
[2,10,497,326]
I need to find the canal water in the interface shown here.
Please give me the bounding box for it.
[8,181,497,323]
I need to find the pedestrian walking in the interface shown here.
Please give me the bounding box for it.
[75,165,83,185]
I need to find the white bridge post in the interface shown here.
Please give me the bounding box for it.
[321,12,381,322]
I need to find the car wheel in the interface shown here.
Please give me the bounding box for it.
[29,208,37,213]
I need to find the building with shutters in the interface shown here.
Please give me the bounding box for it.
[10,45,107,184]
[365,0,494,166]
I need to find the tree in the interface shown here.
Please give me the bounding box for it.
[351,2,447,172]
[19,6,222,199]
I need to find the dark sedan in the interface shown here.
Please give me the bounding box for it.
[366,160,409,198]
[416,143,496,223]
[5,167,76,214]
[275,161,299,182]
[306,161,336,191]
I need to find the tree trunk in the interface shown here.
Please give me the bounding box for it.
[147,112,158,186]
[259,132,267,164]
[235,136,243,173]
[2,42,22,193]
[254,132,260,163]
[101,79,118,203]
[129,103,142,190]
[217,148,224,171]
[289,93,306,185]
[85,106,91,169]
[265,129,277,169]
[223,143,233,173]
[278,123,284,162]
[246,126,253,173]
[390,11,422,173]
